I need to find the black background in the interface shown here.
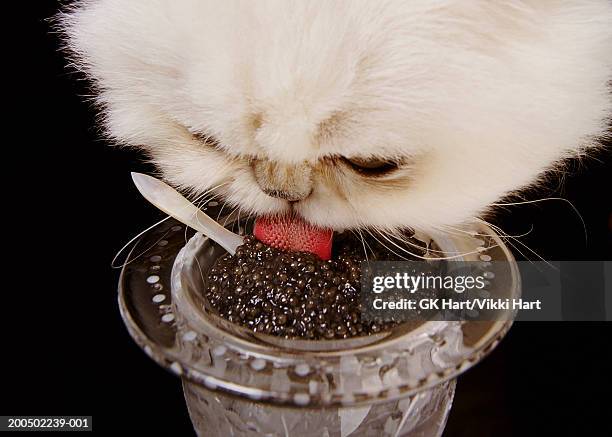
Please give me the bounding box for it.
[6,2,611,436]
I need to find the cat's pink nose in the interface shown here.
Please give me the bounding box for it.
[251,159,313,202]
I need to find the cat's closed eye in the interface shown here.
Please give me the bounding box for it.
[189,127,401,178]
[342,157,399,176]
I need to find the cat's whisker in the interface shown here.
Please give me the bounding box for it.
[386,229,463,255]
[358,229,370,263]
[364,229,414,261]
[474,218,554,267]
[411,224,507,260]
[491,197,587,244]
[191,180,232,204]
[342,196,374,263]
[233,206,253,235]
[381,228,488,260]
[189,201,239,244]
[185,183,231,247]
[352,229,370,263]
[235,206,250,234]
[440,219,550,263]
[467,219,529,258]
[489,231,544,267]
[112,180,230,268]
[232,206,241,233]
[111,216,174,269]
[475,219,542,264]
[362,231,377,259]
[193,184,230,214]
[194,192,217,211]
[376,227,489,261]
[439,223,533,240]
[374,229,431,260]
[216,196,229,221]
[222,205,241,226]
[360,229,377,260]
[496,235,532,263]
[190,187,238,239]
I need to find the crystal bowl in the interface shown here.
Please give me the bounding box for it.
[118,205,519,437]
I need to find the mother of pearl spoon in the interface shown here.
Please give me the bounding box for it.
[131,172,244,255]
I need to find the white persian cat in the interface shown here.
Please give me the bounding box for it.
[61,0,612,234]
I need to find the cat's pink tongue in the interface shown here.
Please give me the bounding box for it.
[254,215,333,260]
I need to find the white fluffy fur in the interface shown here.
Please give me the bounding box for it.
[61,0,612,233]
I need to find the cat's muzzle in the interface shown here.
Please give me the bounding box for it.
[251,159,313,202]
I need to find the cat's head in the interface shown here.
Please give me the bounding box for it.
[61,0,612,233]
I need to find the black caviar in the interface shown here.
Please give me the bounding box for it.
[203,232,426,339]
